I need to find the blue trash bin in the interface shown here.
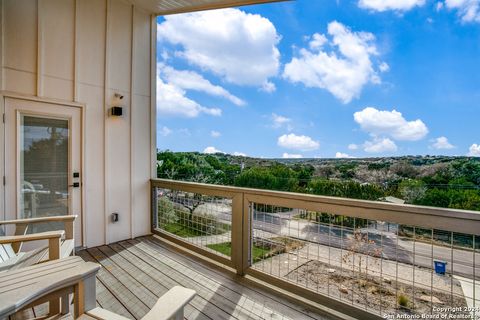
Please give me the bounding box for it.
[434,260,447,275]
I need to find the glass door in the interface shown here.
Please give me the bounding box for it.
[4,98,82,246]
[20,116,70,219]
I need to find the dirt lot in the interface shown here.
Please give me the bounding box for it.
[286,259,469,317]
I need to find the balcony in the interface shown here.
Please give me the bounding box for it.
[75,236,332,320]
[151,178,480,320]
[1,1,479,319]
[8,178,480,320]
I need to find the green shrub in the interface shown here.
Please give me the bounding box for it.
[398,293,409,308]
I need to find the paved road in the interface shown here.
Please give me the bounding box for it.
[251,211,480,280]
[168,198,479,280]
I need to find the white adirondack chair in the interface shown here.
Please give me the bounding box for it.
[81,286,196,320]
[0,256,196,320]
[0,215,77,271]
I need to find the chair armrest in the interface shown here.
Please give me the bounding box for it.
[0,216,76,240]
[0,231,64,261]
[0,230,64,244]
[0,215,77,226]
[142,286,196,320]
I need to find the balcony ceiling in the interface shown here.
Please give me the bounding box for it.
[133,0,287,15]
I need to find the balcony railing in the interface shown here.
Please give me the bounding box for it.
[151,178,480,320]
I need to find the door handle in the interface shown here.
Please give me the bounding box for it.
[69,182,80,188]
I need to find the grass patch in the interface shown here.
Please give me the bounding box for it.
[162,219,231,238]
[163,222,205,237]
[207,242,270,263]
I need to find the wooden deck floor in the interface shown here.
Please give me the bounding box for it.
[77,236,333,320]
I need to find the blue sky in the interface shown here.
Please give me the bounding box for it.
[156,0,480,159]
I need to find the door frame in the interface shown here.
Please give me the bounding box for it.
[1,91,86,248]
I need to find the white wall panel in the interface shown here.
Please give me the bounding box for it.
[108,0,132,92]
[133,9,151,97]
[3,0,37,73]
[3,0,37,95]
[40,0,74,81]
[132,94,151,237]
[77,83,106,247]
[105,89,132,243]
[3,69,36,96]
[76,0,108,247]
[42,77,74,101]
[105,0,133,243]
[0,0,153,247]
[77,0,106,88]
[132,9,152,237]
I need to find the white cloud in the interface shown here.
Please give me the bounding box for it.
[335,152,355,158]
[358,0,425,12]
[348,143,359,150]
[437,1,445,10]
[444,0,480,23]
[203,146,223,154]
[159,64,246,106]
[364,138,398,153]
[354,107,428,141]
[431,136,455,149]
[156,75,221,117]
[178,128,191,136]
[261,81,277,93]
[277,133,320,151]
[283,21,384,104]
[468,144,480,156]
[309,33,328,50]
[159,126,172,137]
[233,152,247,157]
[272,113,292,130]
[379,62,390,72]
[282,153,303,159]
[161,50,169,61]
[157,8,280,90]
[210,130,221,138]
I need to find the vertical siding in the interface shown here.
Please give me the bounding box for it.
[40,0,75,100]
[3,0,37,95]
[132,9,152,237]
[76,0,108,247]
[0,0,153,247]
[105,0,133,244]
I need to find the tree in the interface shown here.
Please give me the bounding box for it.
[399,179,427,204]
[391,161,418,178]
[158,196,178,224]
[307,178,384,201]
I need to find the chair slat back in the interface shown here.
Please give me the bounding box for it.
[0,244,15,263]
[11,224,28,253]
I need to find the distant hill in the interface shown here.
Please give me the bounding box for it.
[157,151,480,211]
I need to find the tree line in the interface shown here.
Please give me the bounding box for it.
[157,151,480,211]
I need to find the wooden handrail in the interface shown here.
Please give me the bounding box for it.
[151,178,480,320]
[0,215,77,226]
[151,178,480,236]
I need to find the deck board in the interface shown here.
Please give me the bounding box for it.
[120,240,262,319]
[77,250,136,319]
[78,236,333,320]
[140,237,327,320]
[101,243,211,320]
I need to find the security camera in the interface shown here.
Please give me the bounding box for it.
[114,93,124,99]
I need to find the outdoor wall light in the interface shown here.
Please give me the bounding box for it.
[109,106,123,117]
[109,93,125,117]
